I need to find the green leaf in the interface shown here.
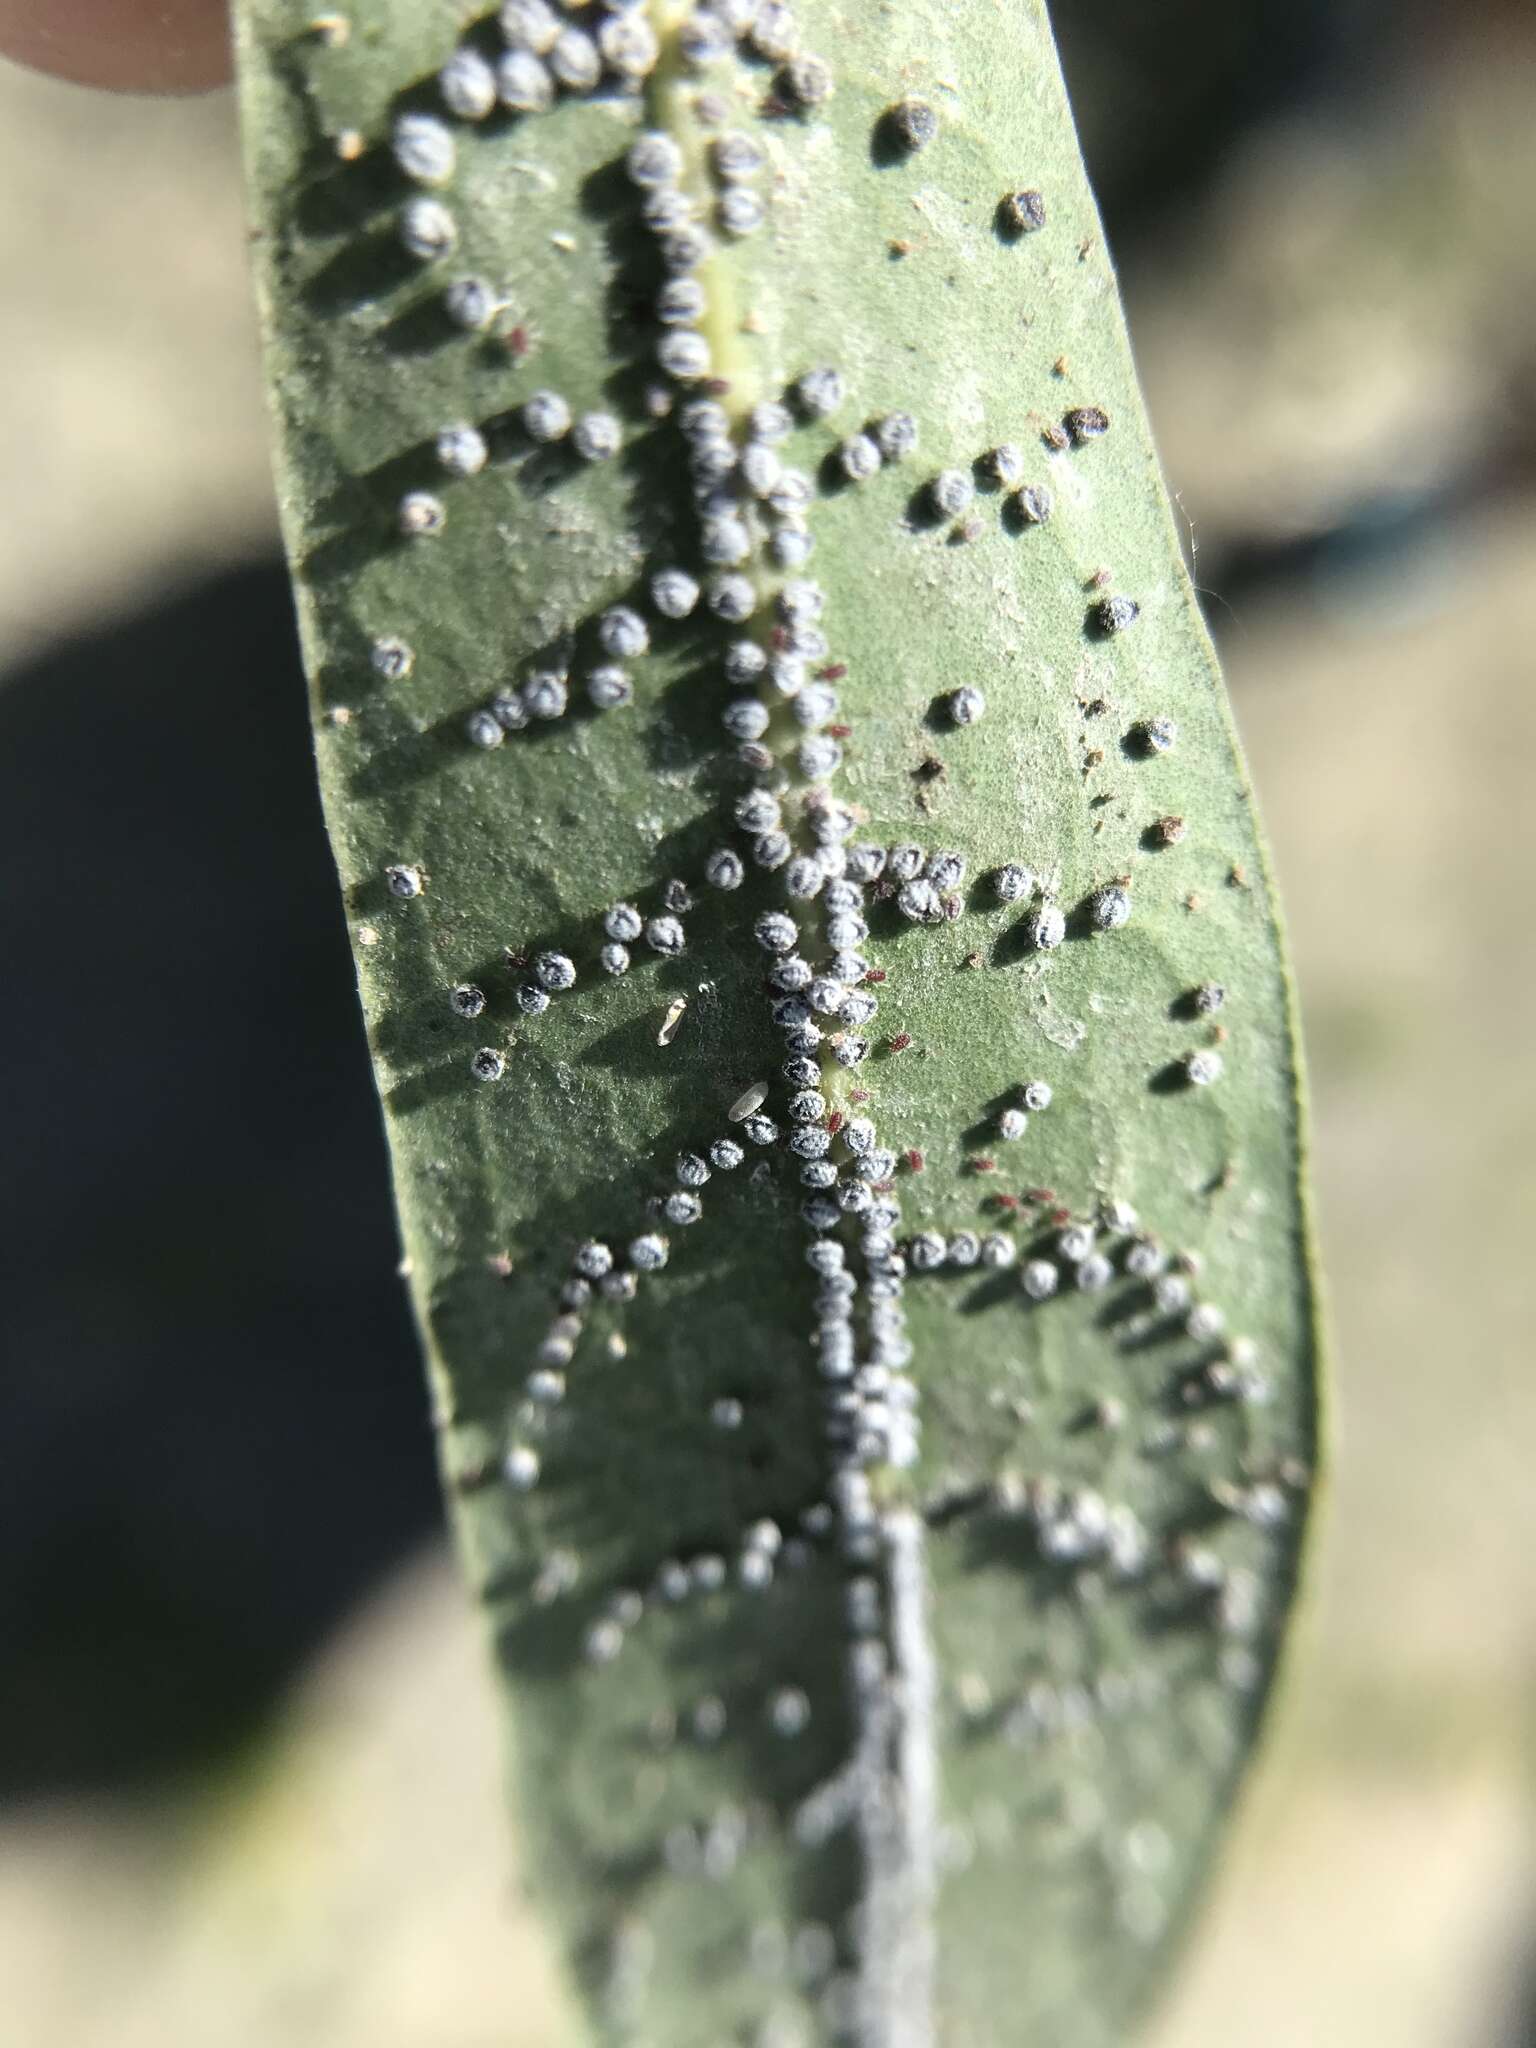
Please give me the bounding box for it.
[232,3,1321,2042]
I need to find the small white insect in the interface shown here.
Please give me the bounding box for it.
[392,112,456,186]
[1027,904,1066,951]
[1020,1258,1060,1301]
[439,46,498,121]
[399,196,457,261]
[572,411,621,462]
[397,491,446,538]
[496,49,554,113]
[503,1444,540,1490]
[436,422,487,476]
[523,389,572,442]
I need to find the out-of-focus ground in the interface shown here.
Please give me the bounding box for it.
[3,9,1535,2044]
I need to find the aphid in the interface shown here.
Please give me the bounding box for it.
[533,950,576,992]
[1185,1049,1224,1087]
[1154,1272,1192,1315]
[655,277,706,329]
[718,188,765,237]
[598,605,649,659]
[679,9,731,63]
[503,1444,540,1491]
[1014,483,1053,525]
[793,366,845,419]
[657,995,688,1044]
[885,97,938,153]
[749,2,799,60]
[711,1136,746,1171]
[384,863,424,899]
[926,850,965,889]
[523,389,572,442]
[645,914,686,956]
[785,856,826,901]
[516,982,549,1017]
[500,0,560,52]
[998,1107,1028,1141]
[736,790,783,835]
[548,24,601,91]
[657,329,712,380]
[491,689,528,734]
[1194,981,1226,1014]
[753,828,791,868]
[1064,405,1111,444]
[947,685,985,727]
[522,670,567,719]
[629,1231,670,1272]
[719,645,765,694]
[770,957,813,997]
[465,708,503,750]
[443,275,497,331]
[449,985,488,1023]
[664,1191,704,1227]
[705,848,745,891]
[397,491,446,538]
[604,902,643,944]
[399,195,458,262]
[439,45,498,120]
[660,224,713,272]
[599,942,630,975]
[753,910,799,959]
[993,863,1033,903]
[586,665,632,710]
[1076,1252,1114,1292]
[743,1113,780,1147]
[1092,594,1141,635]
[983,443,1025,487]
[908,1231,945,1272]
[701,514,753,566]
[1089,883,1132,931]
[771,531,813,578]
[496,49,555,112]
[602,1270,638,1302]
[999,187,1046,234]
[712,1397,744,1431]
[895,876,944,924]
[798,735,842,780]
[709,575,757,625]
[469,1046,505,1083]
[1020,1258,1059,1301]
[649,567,701,620]
[572,411,621,462]
[788,1088,827,1124]
[981,1233,1017,1269]
[598,12,659,79]
[887,843,924,883]
[436,422,488,477]
[1026,904,1066,950]
[783,51,834,105]
[839,433,882,483]
[1136,714,1178,755]
[392,112,456,186]
[929,468,974,518]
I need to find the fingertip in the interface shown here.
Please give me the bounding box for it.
[0,0,232,95]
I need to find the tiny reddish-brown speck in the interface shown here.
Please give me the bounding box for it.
[904,1148,925,1172]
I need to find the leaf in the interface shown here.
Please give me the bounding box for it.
[232,4,1321,2043]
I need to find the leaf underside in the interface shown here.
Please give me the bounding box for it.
[234,4,1321,2044]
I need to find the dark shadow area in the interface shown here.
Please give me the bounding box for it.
[0,562,439,1801]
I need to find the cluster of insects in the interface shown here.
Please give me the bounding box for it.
[284,2,1300,2040]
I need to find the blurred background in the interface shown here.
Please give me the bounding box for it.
[2,3,1534,2042]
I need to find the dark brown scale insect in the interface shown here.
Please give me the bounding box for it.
[888,1032,913,1053]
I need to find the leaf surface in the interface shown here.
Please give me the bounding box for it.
[233,4,1322,2042]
